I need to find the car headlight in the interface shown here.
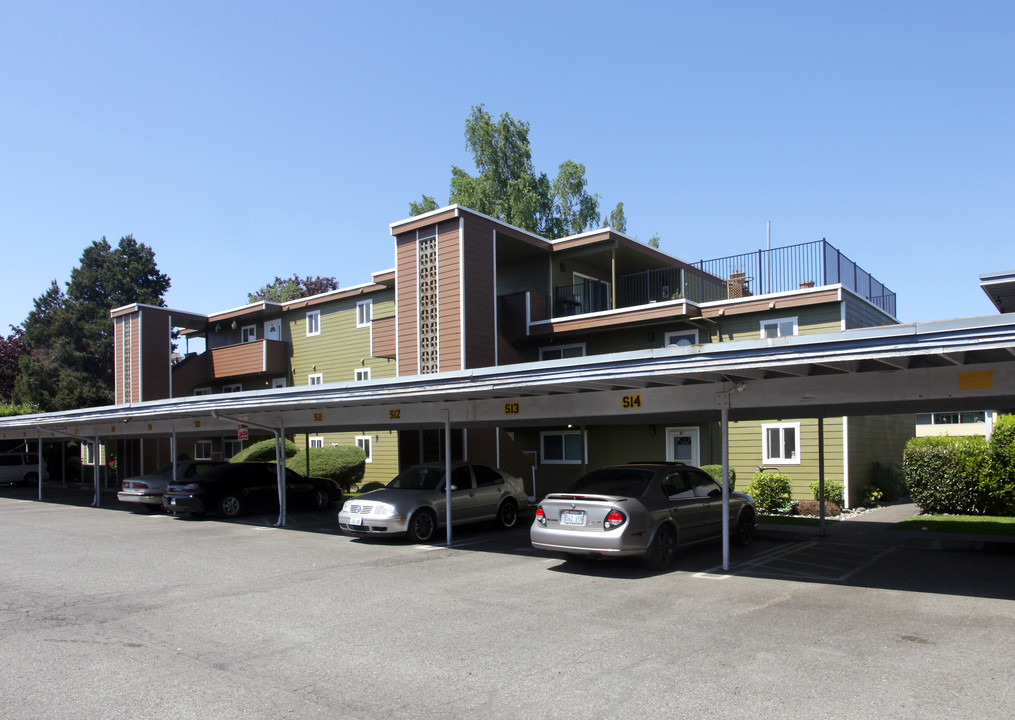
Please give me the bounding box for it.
[371,502,397,519]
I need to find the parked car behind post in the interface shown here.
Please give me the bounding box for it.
[338,462,529,542]
[530,462,756,570]
[0,453,49,486]
[163,462,340,518]
[117,460,225,512]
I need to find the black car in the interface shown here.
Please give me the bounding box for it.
[162,462,340,517]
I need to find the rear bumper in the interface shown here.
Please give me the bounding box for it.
[117,491,163,506]
[529,524,649,557]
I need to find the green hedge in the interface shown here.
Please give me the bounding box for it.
[286,446,366,490]
[230,438,299,463]
[904,435,992,515]
[744,471,793,511]
[809,479,844,508]
[700,465,736,491]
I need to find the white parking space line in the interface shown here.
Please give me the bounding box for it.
[699,542,899,583]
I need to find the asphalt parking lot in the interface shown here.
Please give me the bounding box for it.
[2,485,1014,719]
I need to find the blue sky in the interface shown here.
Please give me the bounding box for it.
[2,1,1013,334]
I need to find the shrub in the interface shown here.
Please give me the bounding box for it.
[286,445,366,490]
[870,461,905,502]
[861,486,884,507]
[230,438,299,463]
[809,479,844,508]
[744,471,793,511]
[984,414,1015,516]
[903,436,990,515]
[700,464,736,491]
[793,499,841,517]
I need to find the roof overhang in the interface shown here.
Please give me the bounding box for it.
[980,270,1015,314]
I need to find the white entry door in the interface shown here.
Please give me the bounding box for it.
[665,427,700,466]
[264,319,282,341]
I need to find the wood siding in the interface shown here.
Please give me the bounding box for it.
[396,233,419,376]
[371,315,396,358]
[208,340,288,379]
[462,215,497,368]
[711,303,843,342]
[140,311,171,401]
[437,220,462,371]
[844,294,897,329]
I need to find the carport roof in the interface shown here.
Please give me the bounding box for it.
[3,313,1015,443]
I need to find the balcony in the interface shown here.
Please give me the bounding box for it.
[209,339,289,378]
[552,239,896,318]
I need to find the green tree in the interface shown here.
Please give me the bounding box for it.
[414,105,622,240]
[248,275,339,304]
[14,236,170,411]
[605,202,628,233]
[0,326,29,403]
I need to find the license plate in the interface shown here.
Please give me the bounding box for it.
[561,510,586,526]
[349,515,362,526]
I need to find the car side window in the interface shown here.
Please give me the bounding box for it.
[450,466,473,491]
[662,472,696,499]
[688,470,722,498]
[473,465,503,487]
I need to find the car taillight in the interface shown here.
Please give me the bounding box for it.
[535,506,546,525]
[604,509,626,530]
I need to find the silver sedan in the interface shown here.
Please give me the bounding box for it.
[117,460,224,512]
[530,462,756,570]
[339,462,529,543]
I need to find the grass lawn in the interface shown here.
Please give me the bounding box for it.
[893,515,1015,536]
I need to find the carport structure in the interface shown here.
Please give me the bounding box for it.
[3,314,1015,569]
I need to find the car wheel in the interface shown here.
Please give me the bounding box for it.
[733,508,756,547]
[219,495,243,518]
[642,523,678,571]
[496,498,519,528]
[22,472,38,486]
[311,487,330,510]
[407,509,437,543]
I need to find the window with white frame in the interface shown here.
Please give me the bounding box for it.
[194,387,212,396]
[356,435,373,462]
[222,383,242,393]
[356,299,372,328]
[272,378,287,389]
[194,440,213,460]
[308,373,323,386]
[540,430,583,464]
[760,316,798,339]
[224,440,243,459]
[665,330,699,347]
[306,310,321,337]
[355,367,371,381]
[539,343,586,361]
[241,325,256,343]
[81,442,96,466]
[309,437,324,449]
[762,422,800,464]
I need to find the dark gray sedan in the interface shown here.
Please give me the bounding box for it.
[530,462,756,570]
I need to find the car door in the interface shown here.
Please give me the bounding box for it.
[688,469,725,539]
[469,465,507,520]
[661,470,706,541]
[445,466,479,522]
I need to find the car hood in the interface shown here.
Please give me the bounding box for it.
[354,488,441,505]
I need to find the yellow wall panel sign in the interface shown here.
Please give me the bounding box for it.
[958,370,993,391]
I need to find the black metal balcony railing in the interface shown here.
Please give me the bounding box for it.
[552,239,897,318]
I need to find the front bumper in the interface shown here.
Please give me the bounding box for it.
[338,510,410,535]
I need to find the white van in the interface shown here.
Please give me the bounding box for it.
[0,453,50,485]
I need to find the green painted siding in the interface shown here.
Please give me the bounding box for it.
[296,430,399,488]
[844,294,897,329]
[729,417,846,502]
[844,414,912,506]
[711,304,843,342]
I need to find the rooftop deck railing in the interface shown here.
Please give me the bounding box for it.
[603,239,896,317]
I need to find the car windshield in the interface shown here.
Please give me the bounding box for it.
[566,468,655,498]
[387,466,446,491]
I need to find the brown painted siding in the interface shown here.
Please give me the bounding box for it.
[462,215,497,368]
[396,234,419,376]
[171,353,211,396]
[371,315,396,357]
[209,341,270,378]
[140,311,171,401]
[437,220,462,371]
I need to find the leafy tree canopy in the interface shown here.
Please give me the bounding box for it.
[0,326,29,403]
[248,275,339,304]
[410,105,638,242]
[14,235,170,412]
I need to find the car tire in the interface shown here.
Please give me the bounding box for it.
[496,498,519,529]
[732,508,756,547]
[22,472,38,486]
[407,509,437,543]
[311,487,330,510]
[219,494,243,518]
[642,523,678,571]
